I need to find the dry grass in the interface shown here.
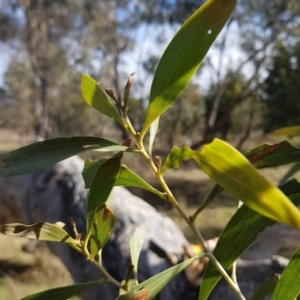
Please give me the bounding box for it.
[0,128,23,154]
[0,235,79,299]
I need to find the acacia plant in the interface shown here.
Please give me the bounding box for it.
[1,0,300,299]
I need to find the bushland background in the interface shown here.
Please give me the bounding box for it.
[0,0,300,298]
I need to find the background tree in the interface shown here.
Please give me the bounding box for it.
[0,0,300,150]
[260,41,300,133]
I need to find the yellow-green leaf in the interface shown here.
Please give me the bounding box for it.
[272,125,300,136]
[81,74,124,124]
[0,222,78,246]
[160,146,196,174]
[195,138,300,229]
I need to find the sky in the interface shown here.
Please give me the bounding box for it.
[0,50,9,87]
[0,5,249,97]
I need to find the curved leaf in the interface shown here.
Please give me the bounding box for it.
[0,137,128,177]
[87,154,122,232]
[117,253,204,300]
[271,246,300,300]
[199,179,300,300]
[142,0,236,135]
[90,204,115,260]
[81,74,124,124]
[0,222,78,246]
[83,159,162,197]
[272,125,300,136]
[244,141,300,169]
[20,280,105,300]
[194,139,300,229]
[129,228,144,284]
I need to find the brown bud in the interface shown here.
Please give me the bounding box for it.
[105,88,119,104]
[122,139,132,147]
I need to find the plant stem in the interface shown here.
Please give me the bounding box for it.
[124,113,245,299]
[91,260,124,290]
[165,183,245,300]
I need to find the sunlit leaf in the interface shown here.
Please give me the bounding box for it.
[0,137,128,177]
[117,253,204,300]
[149,118,160,155]
[160,146,195,174]
[81,74,124,124]
[20,280,105,300]
[161,142,300,221]
[271,246,300,300]
[244,141,300,169]
[0,222,78,246]
[272,125,300,136]
[194,138,300,229]
[89,204,115,260]
[199,179,300,300]
[87,154,122,232]
[120,278,135,295]
[83,159,162,197]
[129,228,144,284]
[142,0,236,135]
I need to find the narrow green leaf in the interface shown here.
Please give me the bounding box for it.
[20,280,105,300]
[199,179,300,300]
[0,137,128,177]
[142,0,236,135]
[272,125,300,136]
[81,74,124,124]
[117,253,204,300]
[279,161,300,185]
[191,184,224,222]
[195,139,300,229]
[89,204,115,260]
[0,222,78,245]
[244,141,300,169]
[87,154,122,232]
[83,159,162,197]
[250,276,279,300]
[129,228,144,284]
[82,158,107,187]
[271,247,300,300]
